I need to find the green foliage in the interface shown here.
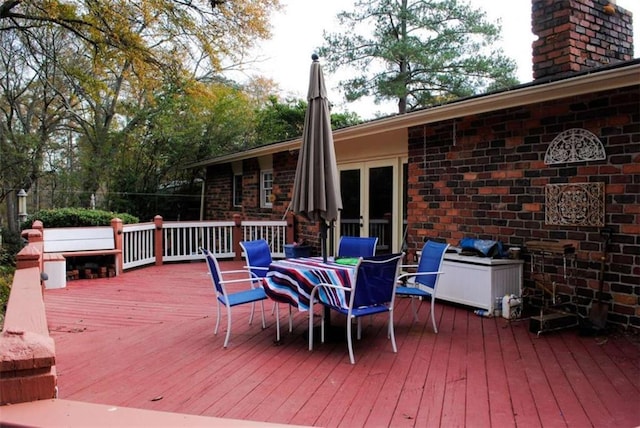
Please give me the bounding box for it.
[330,110,363,129]
[0,264,14,320]
[253,96,307,144]
[0,229,23,324]
[22,208,139,228]
[0,0,281,225]
[252,96,364,145]
[0,229,25,267]
[317,0,519,113]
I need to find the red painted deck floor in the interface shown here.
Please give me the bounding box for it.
[43,261,640,427]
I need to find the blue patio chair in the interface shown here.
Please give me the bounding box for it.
[396,240,449,333]
[240,239,293,340]
[240,239,272,280]
[337,236,378,258]
[201,247,267,348]
[309,252,404,364]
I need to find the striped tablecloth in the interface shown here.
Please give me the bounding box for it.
[264,257,356,311]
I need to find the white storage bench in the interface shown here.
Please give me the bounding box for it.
[437,253,523,313]
[42,226,122,288]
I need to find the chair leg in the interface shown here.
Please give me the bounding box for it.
[308,306,314,351]
[223,305,232,348]
[288,305,293,332]
[275,303,281,342]
[347,317,355,364]
[430,297,438,334]
[248,302,255,325]
[389,311,397,353]
[357,318,362,340]
[259,300,266,329]
[214,301,222,335]
[320,308,326,344]
[410,297,420,321]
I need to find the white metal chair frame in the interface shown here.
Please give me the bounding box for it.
[308,253,404,364]
[240,239,293,342]
[201,247,267,348]
[396,241,449,333]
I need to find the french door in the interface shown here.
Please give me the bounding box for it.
[337,160,404,255]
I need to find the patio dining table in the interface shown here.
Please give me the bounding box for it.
[263,257,357,312]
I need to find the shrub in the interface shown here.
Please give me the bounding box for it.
[0,229,23,328]
[21,208,139,229]
[0,264,13,324]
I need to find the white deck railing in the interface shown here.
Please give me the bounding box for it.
[121,222,156,269]
[339,218,390,252]
[121,220,288,270]
[241,221,288,259]
[162,221,236,262]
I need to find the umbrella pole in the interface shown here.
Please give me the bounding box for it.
[318,220,345,341]
[320,221,328,263]
[319,220,330,324]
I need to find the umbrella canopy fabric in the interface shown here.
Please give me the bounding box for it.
[291,55,342,224]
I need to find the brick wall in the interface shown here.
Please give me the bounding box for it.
[407,84,639,330]
[532,0,634,80]
[204,163,236,220]
[205,151,320,246]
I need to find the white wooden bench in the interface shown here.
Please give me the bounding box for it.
[42,227,122,287]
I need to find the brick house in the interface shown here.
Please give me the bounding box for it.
[192,0,639,330]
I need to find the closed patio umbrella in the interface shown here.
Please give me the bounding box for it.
[291,54,342,261]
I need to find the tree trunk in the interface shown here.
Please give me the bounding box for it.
[5,192,17,233]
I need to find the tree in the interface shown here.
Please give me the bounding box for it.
[317,0,518,114]
[251,96,364,146]
[106,76,256,219]
[0,1,281,75]
[0,26,72,231]
[253,96,306,145]
[0,0,281,226]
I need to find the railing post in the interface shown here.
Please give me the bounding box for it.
[111,218,123,275]
[233,214,242,261]
[20,228,44,273]
[15,244,42,271]
[29,220,44,241]
[287,211,295,244]
[154,215,164,266]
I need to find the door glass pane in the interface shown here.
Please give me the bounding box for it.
[369,166,393,254]
[340,169,361,237]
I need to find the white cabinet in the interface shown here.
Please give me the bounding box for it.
[436,253,523,312]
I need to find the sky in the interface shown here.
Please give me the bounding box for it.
[237,0,640,120]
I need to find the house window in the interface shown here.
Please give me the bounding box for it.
[261,170,273,208]
[233,173,243,207]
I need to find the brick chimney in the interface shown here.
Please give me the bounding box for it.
[532,0,634,80]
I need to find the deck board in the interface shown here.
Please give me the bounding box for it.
[42,261,640,428]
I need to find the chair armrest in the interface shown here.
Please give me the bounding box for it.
[309,282,350,309]
[207,270,263,288]
[219,277,264,288]
[397,270,444,281]
[400,264,418,270]
[243,265,268,271]
[220,269,254,275]
[313,282,349,292]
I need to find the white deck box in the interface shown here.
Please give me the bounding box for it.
[437,253,523,312]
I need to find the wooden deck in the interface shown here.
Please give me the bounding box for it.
[43,261,640,427]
